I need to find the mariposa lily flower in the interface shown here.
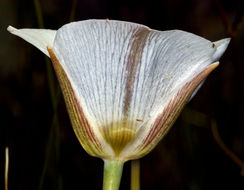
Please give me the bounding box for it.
[8,19,230,190]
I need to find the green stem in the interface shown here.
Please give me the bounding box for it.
[103,160,124,190]
[131,160,140,190]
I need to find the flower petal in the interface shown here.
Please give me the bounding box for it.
[52,20,151,158]
[51,20,228,159]
[121,62,219,160]
[7,26,56,57]
[47,47,113,159]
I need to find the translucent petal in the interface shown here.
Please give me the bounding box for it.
[7,26,56,57]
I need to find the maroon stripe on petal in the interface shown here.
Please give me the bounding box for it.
[136,62,219,155]
[123,28,150,115]
[73,94,102,150]
[47,47,103,157]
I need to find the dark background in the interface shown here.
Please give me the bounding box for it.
[1,0,244,189]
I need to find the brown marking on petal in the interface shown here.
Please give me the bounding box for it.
[47,46,104,157]
[136,119,143,122]
[136,62,219,155]
[123,28,150,115]
[212,43,215,48]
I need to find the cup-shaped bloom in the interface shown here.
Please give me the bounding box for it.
[8,20,230,162]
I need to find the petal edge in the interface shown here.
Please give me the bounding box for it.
[7,26,56,57]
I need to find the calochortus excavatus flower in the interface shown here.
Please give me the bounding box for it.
[8,19,230,190]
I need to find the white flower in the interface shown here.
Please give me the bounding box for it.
[8,19,230,162]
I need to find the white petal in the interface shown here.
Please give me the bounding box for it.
[52,20,151,157]
[51,20,229,158]
[7,26,56,57]
[213,38,230,61]
[126,29,216,124]
[53,20,150,128]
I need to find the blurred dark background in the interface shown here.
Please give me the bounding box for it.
[1,0,244,189]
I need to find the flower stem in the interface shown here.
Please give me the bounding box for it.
[131,160,140,190]
[5,147,9,190]
[103,160,124,190]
